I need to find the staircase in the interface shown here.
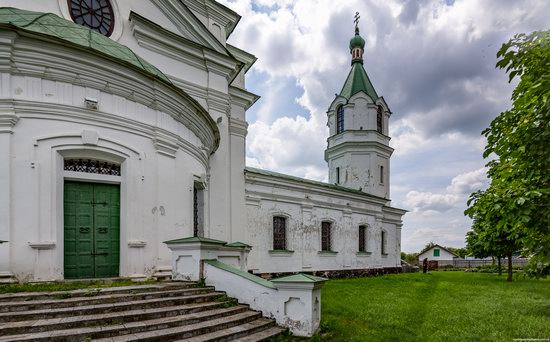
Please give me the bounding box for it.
[0,282,286,341]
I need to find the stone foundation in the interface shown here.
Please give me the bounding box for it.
[257,267,402,280]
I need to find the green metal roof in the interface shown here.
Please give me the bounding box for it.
[245,167,388,201]
[226,242,252,248]
[205,260,276,289]
[0,7,171,84]
[339,61,378,101]
[163,236,228,245]
[271,273,327,283]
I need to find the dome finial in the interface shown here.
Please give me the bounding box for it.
[349,12,365,64]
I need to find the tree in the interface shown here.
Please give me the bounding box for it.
[465,30,550,279]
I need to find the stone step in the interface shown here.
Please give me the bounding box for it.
[181,317,277,342]
[0,287,215,313]
[0,292,225,323]
[236,326,288,341]
[0,301,231,336]
[0,306,253,341]
[95,310,263,342]
[0,282,196,303]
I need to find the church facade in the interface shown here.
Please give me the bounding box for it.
[0,0,404,283]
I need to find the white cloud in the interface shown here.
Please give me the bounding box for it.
[404,190,460,213]
[447,167,488,195]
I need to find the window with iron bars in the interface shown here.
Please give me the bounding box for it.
[273,216,287,250]
[377,105,383,134]
[321,221,332,251]
[359,225,367,252]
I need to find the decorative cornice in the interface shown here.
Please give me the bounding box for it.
[229,86,260,111]
[1,29,219,154]
[228,117,248,137]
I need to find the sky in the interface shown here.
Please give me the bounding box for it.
[219,0,550,253]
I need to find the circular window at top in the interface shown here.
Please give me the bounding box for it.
[68,0,115,37]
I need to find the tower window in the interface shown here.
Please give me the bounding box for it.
[377,105,383,134]
[321,221,332,251]
[273,216,287,250]
[359,225,367,252]
[380,165,384,184]
[336,105,344,134]
[336,167,340,184]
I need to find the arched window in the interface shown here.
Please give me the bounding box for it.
[273,216,287,250]
[336,105,344,134]
[377,105,383,134]
[321,221,332,251]
[358,225,367,252]
[69,0,115,37]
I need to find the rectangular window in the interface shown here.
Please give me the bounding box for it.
[273,216,287,250]
[193,183,204,237]
[336,167,340,184]
[380,166,384,184]
[381,230,387,255]
[377,106,383,134]
[321,221,332,251]
[433,249,440,257]
[358,226,366,252]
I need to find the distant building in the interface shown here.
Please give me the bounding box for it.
[417,244,459,266]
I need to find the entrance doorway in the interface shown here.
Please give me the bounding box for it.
[64,181,120,279]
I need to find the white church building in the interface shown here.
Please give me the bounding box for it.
[0,0,405,283]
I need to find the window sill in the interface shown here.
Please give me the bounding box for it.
[268,250,294,256]
[318,251,338,256]
[356,252,372,256]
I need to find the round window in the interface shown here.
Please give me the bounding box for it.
[68,0,115,37]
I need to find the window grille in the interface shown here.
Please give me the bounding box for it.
[193,187,199,237]
[273,216,286,250]
[321,221,332,251]
[381,230,387,255]
[64,159,120,176]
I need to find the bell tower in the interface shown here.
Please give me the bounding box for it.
[325,13,394,199]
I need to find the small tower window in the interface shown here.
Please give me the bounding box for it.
[377,105,383,134]
[69,0,115,37]
[273,216,287,250]
[380,165,384,184]
[336,167,340,184]
[336,105,344,134]
[321,221,332,251]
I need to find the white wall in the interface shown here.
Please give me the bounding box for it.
[418,247,456,263]
[244,170,405,274]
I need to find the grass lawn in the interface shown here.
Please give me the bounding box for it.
[317,272,550,341]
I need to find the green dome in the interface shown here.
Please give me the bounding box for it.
[349,32,365,51]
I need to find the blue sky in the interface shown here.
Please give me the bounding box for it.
[220,0,550,252]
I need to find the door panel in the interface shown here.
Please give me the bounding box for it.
[64,181,120,279]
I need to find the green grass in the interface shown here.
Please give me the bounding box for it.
[315,272,550,341]
[0,279,158,294]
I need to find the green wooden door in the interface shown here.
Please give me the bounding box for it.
[64,181,120,279]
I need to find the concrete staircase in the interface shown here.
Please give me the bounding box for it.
[0,282,286,341]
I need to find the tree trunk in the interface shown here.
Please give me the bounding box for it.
[507,252,513,282]
[497,256,502,276]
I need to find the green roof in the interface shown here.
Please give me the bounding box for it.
[271,274,327,283]
[339,61,378,101]
[0,7,170,84]
[245,167,388,201]
[163,236,227,245]
[205,260,276,289]
[226,242,252,248]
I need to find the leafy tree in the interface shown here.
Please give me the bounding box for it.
[465,30,550,279]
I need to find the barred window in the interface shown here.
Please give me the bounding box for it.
[64,159,120,176]
[321,221,332,251]
[377,105,383,134]
[193,183,204,237]
[273,216,287,250]
[336,105,344,134]
[359,226,367,252]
